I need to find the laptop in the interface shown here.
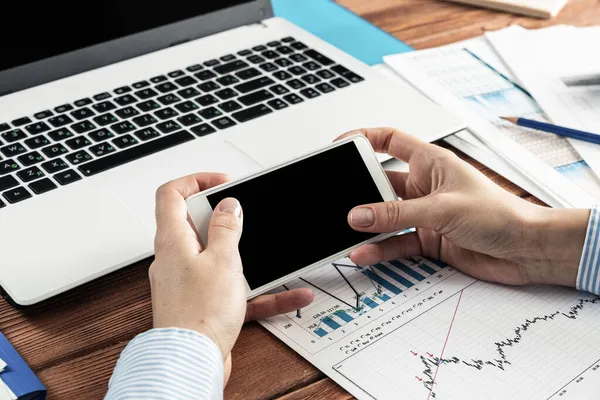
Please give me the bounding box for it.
[0,1,464,307]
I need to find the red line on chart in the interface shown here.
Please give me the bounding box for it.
[426,290,463,400]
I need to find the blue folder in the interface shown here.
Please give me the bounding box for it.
[272,0,414,66]
[0,333,46,400]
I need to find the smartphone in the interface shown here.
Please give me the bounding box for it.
[186,135,398,299]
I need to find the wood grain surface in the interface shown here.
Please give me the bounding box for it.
[1,0,597,398]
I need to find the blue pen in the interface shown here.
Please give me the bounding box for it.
[501,117,600,146]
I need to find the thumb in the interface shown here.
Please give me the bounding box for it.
[206,197,243,258]
[348,197,442,233]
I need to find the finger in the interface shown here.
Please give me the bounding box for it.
[386,170,409,199]
[224,353,232,386]
[348,197,443,233]
[245,288,314,322]
[349,232,422,265]
[206,197,243,260]
[155,172,230,234]
[334,127,431,163]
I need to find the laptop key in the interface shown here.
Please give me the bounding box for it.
[114,86,131,95]
[48,128,74,141]
[168,70,185,78]
[221,54,236,61]
[303,61,321,71]
[290,54,308,63]
[186,64,203,72]
[276,46,294,55]
[74,98,93,107]
[198,81,220,92]
[24,135,50,149]
[273,71,292,81]
[290,41,308,51]
[18,151,45,166]
[89,143,116,157]
[252,45,266,52]
[89,128,114,143]
[283,93,304,104]
[155,82,178,93]
[78,130,194,176]
[42,144,68,159]
[41,158,68,173]
[114,94,138,106]
[232,104,272,123]
[93,92,112,101]
[235,77,274,93]
[204,59,219,67]
[331,65,364,82]
[304,49,334,66]
[259,62,278,73]
[175,76,197,87]
[115,106,140,119]
[238,90,274,106]
[1,129,26,143]
[247,55,265,64]
[134,127,160,141]
[71,121,97,134]
[195,95,219,107]
[178,87,201,99]
[174,101,199,113]
[155,108,179,120]
[190,123,216,137]
[54,169,82,185]
[331,77,350,88]
[199,107,223,119]
[0,175,19,191]
[286,79,306,90]
[66,150,93,165]
[156,120,181,134]
[267,99,289,110]
[289,66,307,76]
[0,199,4,208]
[281,36,295,43]
[157,94,181,106]
[274,58,293,68]
[0,123,9,133]
[267,41,280,47]
[34,110,53,119]
[113,134,139,149]
[3,187,31,204]
[93,113,118,126]
[315,82,335,93]
[195,70,217,81]
[262,51,279,60]
[215,88,238,100]
[65,136,91,150]
[110,121,136,135]
[218,100,243,113]
[316,69,335,79]
[235,68,261,80]
[17,166,45,183]
[270,85,289,95]
[150,75,168,84]
[133,81,150,89]
[302,74,321,85]
[177,114,202,127]
[237,50,252,56]
[216,75,240,86]
[93,101,117,113]
[211,117,237,130]
[48,114,73,128]
[214,60,249,75]
[29,178,57,194]
[0,159,20,175]
[135,88,158,100]
[300,88,321,99]
[25,121,50,135]
[1,143,27,157]
[71,107,94,120]
[137,100,161,112]
[12,117,31,126]
[54,104,73,113]
[132,114,157,127]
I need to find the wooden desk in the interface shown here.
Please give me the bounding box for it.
[2,1,598,398]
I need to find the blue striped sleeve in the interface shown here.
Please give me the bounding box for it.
[577,206,600,295]
[105,328,224,400]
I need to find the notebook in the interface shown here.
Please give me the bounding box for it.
[444,0,569,19]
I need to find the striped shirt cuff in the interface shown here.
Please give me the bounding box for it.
[105,328,224,400]
[577,206,600,295]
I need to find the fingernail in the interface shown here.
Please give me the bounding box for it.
[219,198,242,218]
[350,207,375,227]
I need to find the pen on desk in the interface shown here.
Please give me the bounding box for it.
[500,116,600,146]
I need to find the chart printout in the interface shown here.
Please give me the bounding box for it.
[260,256,600,399]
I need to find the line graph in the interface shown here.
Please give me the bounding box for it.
[332,281,600,399]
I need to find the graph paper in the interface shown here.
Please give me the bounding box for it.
[260,254,600,399]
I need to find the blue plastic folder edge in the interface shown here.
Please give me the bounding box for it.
[0,333,46,399]
[272,0,413,66]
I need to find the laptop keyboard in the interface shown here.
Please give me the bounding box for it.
[0,37,364,208]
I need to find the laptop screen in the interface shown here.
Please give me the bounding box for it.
[1,1,253,73]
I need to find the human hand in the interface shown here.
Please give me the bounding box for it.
[149,173,314,382]
[340,128,590,288]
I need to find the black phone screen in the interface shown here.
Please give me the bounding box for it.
[207,141,385,290]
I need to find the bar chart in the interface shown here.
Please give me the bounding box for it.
[271,255,452,342]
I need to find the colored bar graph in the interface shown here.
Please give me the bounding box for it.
[374,264,414,289]
[362,297,378,309]
[323,317,341,330]
[418,263,437,275]
[337,311,354,323]
[315,328,328,337]
[425,257,448,269]
[363,269,402,295]
[389,260,425,281]
[380,294,391,301]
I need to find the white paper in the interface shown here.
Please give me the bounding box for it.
[259,256,600,399]
[383,30,600,207]
[486,26,600,179]
[0,378,15,400]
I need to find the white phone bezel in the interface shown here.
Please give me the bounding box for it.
[186,134,399,299]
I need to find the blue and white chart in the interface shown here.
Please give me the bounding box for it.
[260,256,600,399]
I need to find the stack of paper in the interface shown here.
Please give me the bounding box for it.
[381,25,600,208]
[0,358,16,400]
[444,0,569,19]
